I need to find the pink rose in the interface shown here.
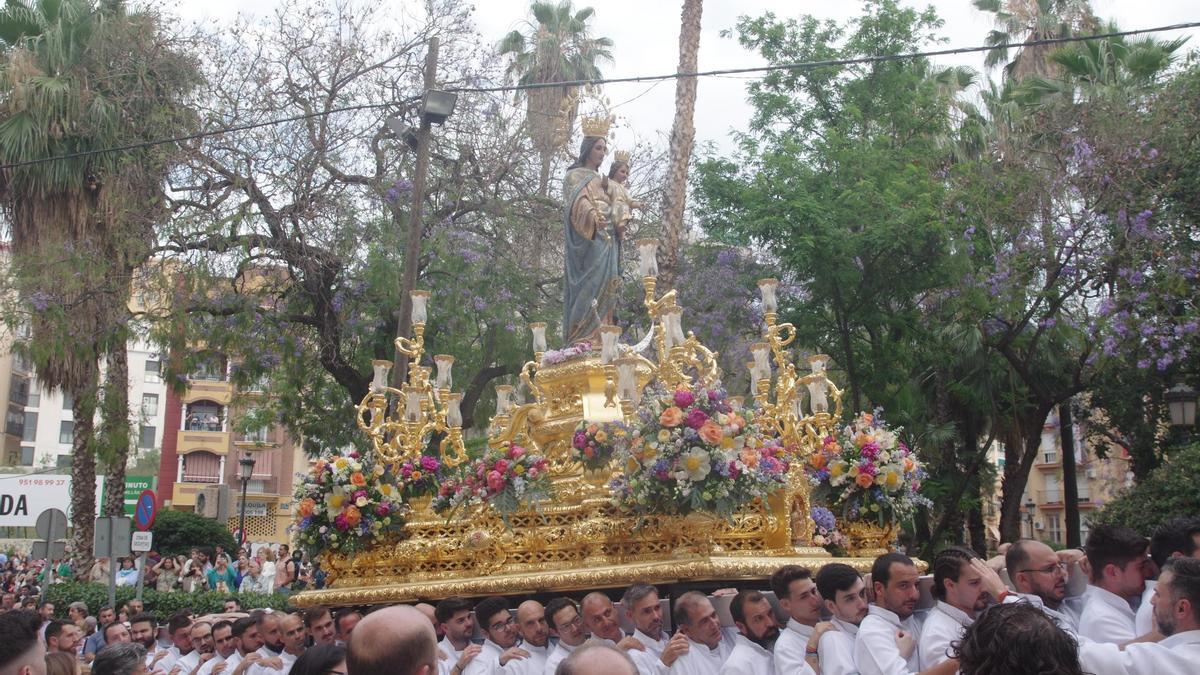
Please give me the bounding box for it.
[375,503,390,516]
[420,455,440,471]
[685,409,709,429]
[487,470,506,492]
[674,388,695,408]
[494,459,510,474]
[508,445,526,459]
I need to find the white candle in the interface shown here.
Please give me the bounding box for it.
[758,278,779,314]
[666,308,685,347]
[434,354,454,389]
[600,325,621,364]
[729,396,744,412]
[637,239,659,278]
[410,290,430,324]
[807,378,829,413]
[615,356,639,404]
[370,360,392,393]
[661,315,675,349]
[792,393,805,420]
[530,322,547,353]
[404,386,423,422]
[751,342,771,378]
[446,393,463,427]
[496,385,514,415]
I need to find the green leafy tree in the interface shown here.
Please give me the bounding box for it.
[973,0,1098,81]
[150,509,238,557]
[1090,443,1200,535]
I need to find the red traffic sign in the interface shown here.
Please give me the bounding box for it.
[134,490,158,531]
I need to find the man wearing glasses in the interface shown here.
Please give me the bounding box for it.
[545,598,589,675]
[1080,525,1151,644]
[1006,539,1082,634]
[462,597,528,675]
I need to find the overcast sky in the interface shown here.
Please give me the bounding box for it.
[175,0,1199,155]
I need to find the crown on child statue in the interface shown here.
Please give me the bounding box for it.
[613,149,631,163]
[580,113,615,139]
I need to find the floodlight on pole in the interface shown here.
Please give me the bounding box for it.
[420,90,457,125]
[1165,383,1197,428]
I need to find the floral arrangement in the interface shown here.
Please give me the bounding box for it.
[572,420,628,470]
[609,383,791,519]
[293,451,406,557]
[432,442,553,520]
[397,454,441,499]
[541,340,593,366]
[805,411,929,524]
[811,506,849,554]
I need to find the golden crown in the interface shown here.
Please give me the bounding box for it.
[580,113,614,139]
[613,149,631,163]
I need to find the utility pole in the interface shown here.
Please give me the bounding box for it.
[393,37,439,388]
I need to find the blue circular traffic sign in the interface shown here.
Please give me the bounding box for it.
[134,490,158,531]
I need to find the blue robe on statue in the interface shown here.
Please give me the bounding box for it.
[562,166,620,344]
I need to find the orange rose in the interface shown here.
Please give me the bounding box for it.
[855,473,875,488]
[808,453,828,470]
[727,413,746,431]
[298,498,315,517]
[740,448,760,469]
[903,457,916,473]
[659,406,684,427]
[698,420,724,444]
[350,471,367,486]
[343,505,362,526]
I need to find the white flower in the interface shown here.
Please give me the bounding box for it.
[681,448,711,481]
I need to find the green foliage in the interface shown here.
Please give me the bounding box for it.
[150,509,237,558]
[44,581,287,621]
[1090,443,1200,535]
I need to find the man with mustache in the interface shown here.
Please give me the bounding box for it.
[854,553,959,675]
[1007,539,1081,635]
[623,584,687,674]
[720,590,779,675]
[666,592,735,675]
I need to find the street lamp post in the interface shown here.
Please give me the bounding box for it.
[237,454,257,550]
[1165,383,1197,443]
[1024,499,1037,539]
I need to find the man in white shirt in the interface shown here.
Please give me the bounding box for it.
[815,563,870,675]
[250,614,306,675]
[502,601,550,675]
[667,591,734,675]
[176,621,216,675]
[1080,525,1151,644]
[854,553,958,675]
[159,613,196,674]
[132,613,169,672]
[435,597,480,675]
[919,548,1009,667]
[304,608,337,648]
[770,565,822,675]
[1137,517,1200,634]
[1005,539,1082,634]
[345,605,438,675]
[1080,557,1200,675]
[224,617,263,675]
[197,622,238,675]
[720,590,778,675]
[621,584,686,674]
[580,593,643,652]
[545,598,588,675]
[463,597,527,675]
[334,611,362,647]
[555,644,638,675]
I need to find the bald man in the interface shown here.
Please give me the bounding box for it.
[580,593,643,652]
[414,604,444,640]
[556,644,637,675]
[347,606,437,675]
[503,601,549,675]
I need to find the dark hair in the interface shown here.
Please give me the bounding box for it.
[224,597,242,608]
[45,618,67,642]
[567,136,604,171]
[815,563,862,602]
[1151,517,1200,568]
[770,565,813,599]
[872,552,915,588]
[0,609,41,671]
[212,620,233,636]
[672,591,709,628]
[729,590,767,626]
[130,613,157,629]
[1162,557,1200,625]
[953,602,1084,675]
[167,611,192,634]
[231,617,257,638]
[291,644,345,675]
[607,160,628,180]
[544,598,579,631]
[304,606,332,628]
[474,597,510,634]
[435,598,472,625]
[933,547,976,600]
[45,651,78,675]
[93,642,147,675]
[335,610,362,634]
[621,583,659,609]
[1085,525,1149,582]
[40,600,54,611]
[1005,539,1037,577]
[103,622,127,642]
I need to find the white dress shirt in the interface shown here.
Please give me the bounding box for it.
[720,634,775,675]
[544,641,578,675]
[502,642,549,675]
[199,652,241,675]
[773,618,816,675]
[853,606,921,675]
[667,635,734,675]
[175,650,203,675]
[249,650,298,675]
[1080,585,1138,644]
[1134,581,1155,636]
[1079,629,1200,675]
[1016,592,1081,636]
[917,601,972,667]
[438,636,470,675]
[462,639,506,675]
[628,630,669,675]
[817,617,860,675]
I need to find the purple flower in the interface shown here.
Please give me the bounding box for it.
[573,432,588,450]
[420,455,440,472]
[685,409,709,429]
[674,389,695,408]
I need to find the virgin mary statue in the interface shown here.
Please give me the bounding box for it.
[562,128,621,345]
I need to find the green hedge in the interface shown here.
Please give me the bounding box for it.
[45,581,289,620]
[150,510,239,558]
[1090,442,1200,535]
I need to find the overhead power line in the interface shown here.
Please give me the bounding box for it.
[0,20,1196,172]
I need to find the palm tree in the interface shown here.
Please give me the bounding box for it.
[973,0,1099,82]
[0,0,198,567]
[499,1,613,196]
[658,0,702,290]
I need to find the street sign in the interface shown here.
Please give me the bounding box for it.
[94,516,132,558]
[31,508,68,561]
[134,490,158,531]
[131,531,153,552]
